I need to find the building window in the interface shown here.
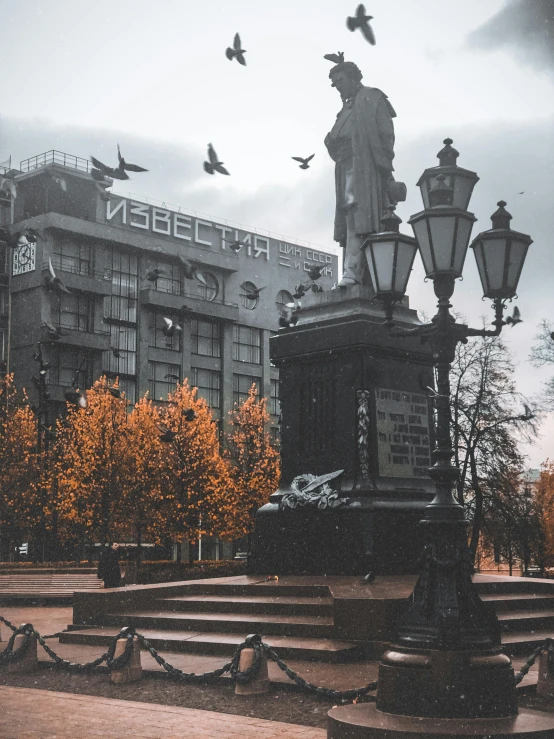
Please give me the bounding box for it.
[151,260,181,295]
[148,312,181,352]
[269,378,280,420]
[233,325,261,364]
[104,249,138,323]
[192,318,221,357]
[103,325,137,376]
[148,361,180,401]
[276,290,293,309]
[196,272,219,302]
[51,293,93,332]
[0,286,7,318]
[49,347,93,388]
[240,281,259,309]
[233,374,260,406]
[52,239,91,276]
[0,243,7,276]
[0,330,5,361]
[191,367,221,418]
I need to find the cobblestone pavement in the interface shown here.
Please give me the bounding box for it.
[0,686,327,739]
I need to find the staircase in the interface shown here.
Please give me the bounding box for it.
[475,578,554,657]
[61,581,363,662]
[61,576,554,665]
[0,569,103,605]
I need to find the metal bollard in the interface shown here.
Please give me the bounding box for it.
[110,635,142,684]
[6,628,39,674]
[537,650,554,698]
[235,639,270,695]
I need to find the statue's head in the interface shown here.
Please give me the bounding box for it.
[329,62,363,100]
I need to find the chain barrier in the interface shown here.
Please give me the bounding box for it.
[514,637,554,685]
[9,615,554,700]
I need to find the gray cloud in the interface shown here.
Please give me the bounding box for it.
[467,0,554,75]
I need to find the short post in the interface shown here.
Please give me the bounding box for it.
[6,627,39,674]
[537,648,554,698]
[110,635,142,684]
[235,635,270,695]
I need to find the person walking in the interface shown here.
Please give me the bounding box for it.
[97,543,122,588]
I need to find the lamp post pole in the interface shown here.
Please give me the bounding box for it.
[362,140,533,720]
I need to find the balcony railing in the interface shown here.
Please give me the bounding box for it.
[20,150,92,174]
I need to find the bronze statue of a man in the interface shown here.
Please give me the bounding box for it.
[325,61,402,288]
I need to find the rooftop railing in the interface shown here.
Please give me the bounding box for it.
[20,150,92,174]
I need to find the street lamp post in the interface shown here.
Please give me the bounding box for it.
[364,140,532,719]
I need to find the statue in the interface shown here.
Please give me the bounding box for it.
[324,61,404,288]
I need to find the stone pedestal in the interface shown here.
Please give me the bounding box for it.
[234,647,270,695]
[328,704,554,738]
[110,636,142,684]
[4,633,39,673]
[249,287,435,576]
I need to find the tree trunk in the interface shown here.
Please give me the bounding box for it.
[468,449,483,562]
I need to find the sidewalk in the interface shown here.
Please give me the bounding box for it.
[0,687,326,738]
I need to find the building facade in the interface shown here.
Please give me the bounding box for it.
[0,150,338,441]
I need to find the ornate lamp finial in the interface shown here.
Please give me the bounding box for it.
[437,138,459,166]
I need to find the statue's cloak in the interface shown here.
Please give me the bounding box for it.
[325,86,396,244]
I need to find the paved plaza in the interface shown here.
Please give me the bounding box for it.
[0,687,326,739]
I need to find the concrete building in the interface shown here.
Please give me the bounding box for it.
[0,150,338,442]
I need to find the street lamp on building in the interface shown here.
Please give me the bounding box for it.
[361,140,532,720]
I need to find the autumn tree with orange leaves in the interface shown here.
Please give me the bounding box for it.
[54,377,131,552]
[122,396,167,565]
[536,461,554,565]
[158,381,233,564]
[0,373,40,559]
[222,385,280,541]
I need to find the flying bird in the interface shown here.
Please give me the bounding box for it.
[182,408,197,422]
[293,281,312,300]
[521,404,534,420]
[505,306,522,327]
[90,145,148,181]
[107,386,121,398]
[49,172,68,192]
[278,304,298,328]
[64,387,87,409]
[0,177,17,200]
[223,236,249,253]
[164,373,181,381]
[144,267,165,283]
[323,52,345,64]
[203,144,230,176]
[45,257,71,293]
[361,572,375,584]
[311,282,324,293]
[42,321,65,341]
[177,254,208,284]
[307,263,326,281]
[0,229,34,249]
[225,33,247,66]
[346,4,376,45]
[241,283,266,300]
[157,423,177,443]
[292,154,315,170]
[25,229,39,244]
[111,347,122,359]
[550,332,554,341]
[162,317,182,337]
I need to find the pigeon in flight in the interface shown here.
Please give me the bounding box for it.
[223,236,249,253]
[0,229,35,249]
[241,283,266,300]
[49,172,68,192]
[278,304,298,328]
[182,408,197,422]
[111,347,122,359]
[0,177,17,200]
[550,332,554,341]
[225,33,247,66]
[157,423,177,443]
[505,306,522,327]
[162,317,182,337]
[64,387,87,409]
[346,4,376,45]
[204,144,230,175]
[90,145,148,181]
[177,254,207,285]
[323,52,345,64]
[292,154,315,170]
[144,267,165,283]
[43,321,65,341]
[45,258,71,294]
[307,263,326,281]
[107,386,121,398]
[164,373,181,381]
[521,404,534,420]
[293,280,313,300]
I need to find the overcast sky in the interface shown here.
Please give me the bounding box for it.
[1,0,553,466]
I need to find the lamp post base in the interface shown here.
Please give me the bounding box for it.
[376,645,517,718]
[328,705,554,739]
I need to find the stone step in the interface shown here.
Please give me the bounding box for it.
[157,594,334,616]
[172,582,332,598]
[502,629,554,657]
[497,609,554,633]
[475,579,554,595]
[481,593,554,612]
[60,627,363,662]
[101,610,335,638]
